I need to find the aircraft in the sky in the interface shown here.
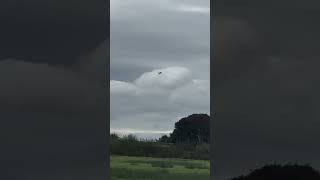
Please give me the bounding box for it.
[158,72,162,75]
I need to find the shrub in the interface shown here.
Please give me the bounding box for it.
[230,164,320,180]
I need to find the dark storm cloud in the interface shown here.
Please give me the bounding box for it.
[0,1,108,179]
[212,1,320,179]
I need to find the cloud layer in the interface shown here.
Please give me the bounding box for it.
[111,67,209,138]
[111,0,209,81]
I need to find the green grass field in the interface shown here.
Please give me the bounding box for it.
[111,155,210,180]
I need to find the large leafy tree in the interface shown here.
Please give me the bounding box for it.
[160,114,210,144]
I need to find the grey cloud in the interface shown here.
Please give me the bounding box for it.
[111,67,209,137]
[111,0,209,81]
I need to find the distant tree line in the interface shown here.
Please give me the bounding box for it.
[110,113,210,160]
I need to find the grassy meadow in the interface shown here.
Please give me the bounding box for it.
[110,155,210,180]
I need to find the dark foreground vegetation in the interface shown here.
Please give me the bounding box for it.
[110,114,210,160]
[230,164,320,180]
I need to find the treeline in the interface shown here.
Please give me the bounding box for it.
[110,114,210,160]
[110,133,209,160]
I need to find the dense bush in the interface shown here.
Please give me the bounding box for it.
[230,164,320,180]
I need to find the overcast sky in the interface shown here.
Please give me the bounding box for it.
[110,0,210,139]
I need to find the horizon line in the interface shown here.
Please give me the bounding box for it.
[110,128,172,135]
